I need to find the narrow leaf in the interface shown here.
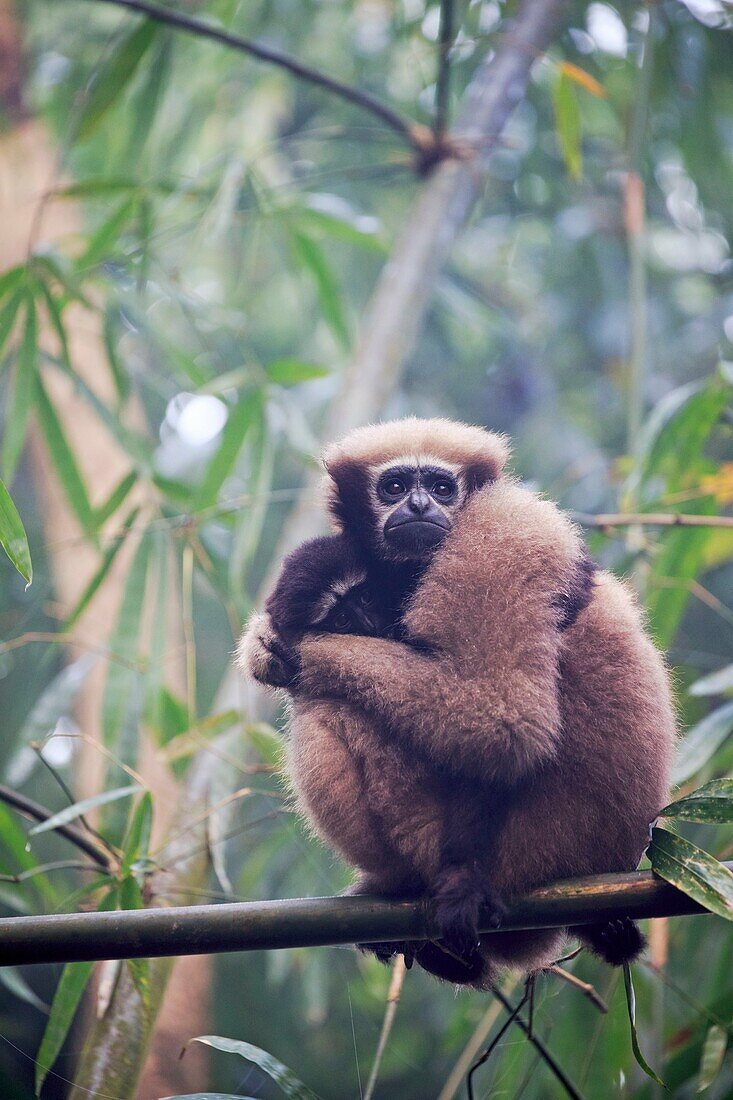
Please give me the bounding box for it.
[0,285,24,364]
[650,826,733,921]
[553,70,582,181]
[75,19,158,141]
[0,967,49,1015]
[623,963,666,1087]
[78,196,138,270]
[28,784,140,837]
[662,779,733,823]
[188,1037,321,1100]
[558,61,606,98]
[101,533,151,747]
[121,792,153,874]
[94,470,137,529]
[690,664,733,697]
[195,392,261,509]
[0,477,32,584]
[697,1024,727,1092]
[3,293,38,479]
[289,231,350,349]
[65,509,139,630]
[673,701,733,785]
[35,376,96,535]
[35,961,94,1095]
[265,359,330,387]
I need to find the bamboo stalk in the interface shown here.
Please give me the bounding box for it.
[0,866,720,968]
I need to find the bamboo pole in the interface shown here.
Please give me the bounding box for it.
[1,867,720,968]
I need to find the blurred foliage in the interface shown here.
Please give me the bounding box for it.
[1,0,733,1097]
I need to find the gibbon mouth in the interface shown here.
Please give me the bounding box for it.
[384,516,450,549]
[385,515,451,532]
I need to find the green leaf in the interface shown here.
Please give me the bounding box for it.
[662,779,733,823]
[35,276,71,368]
[0,264,25,299]
[65,510,139,630]
[697,1024,727,1092]
[296,197,384,252]
[0,285,24,364]
[164,1095,258,1099]
[673,701,733,785]
[0,476,32,584]
[289,230,350,349]
[35,376,96,535]
[121,792,153,874]
[35,960,94,1096]
[690,664,733,697]
[102,533,151,747]
[622,963,666,1087]
[28,784,141,838]
[650,826,733,921]
[35,888,117,1095]
[553,70,582,181]
[124,32,172,162]
[195,391,262,510]
[265,359,330,387]
[103,305,131,403]
[3,293,38,479]
[8,656,96,782]
[75,19,158,142]
[188,1037,321,1099]
[78,196,138,271]
[0,967,49,1015]
[95,471,137,529]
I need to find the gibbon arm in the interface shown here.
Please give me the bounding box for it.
[297,481,584,783]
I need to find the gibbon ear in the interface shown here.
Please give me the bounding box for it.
[465,455,505,491]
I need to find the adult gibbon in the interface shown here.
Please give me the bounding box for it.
[239,418,677,986]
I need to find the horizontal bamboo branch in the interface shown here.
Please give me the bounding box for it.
[574,512,733,530]
[2,866,723,968]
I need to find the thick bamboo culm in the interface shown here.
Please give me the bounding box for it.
[0,866,721,967]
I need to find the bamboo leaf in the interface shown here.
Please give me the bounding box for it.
[65,509,139,630]
[289,230,350,349]
[558,61,606,98]
[650,826,733,921]
[265,359,330,386]
[121,792,153,875]
[78,196,138,271]
[35,888,117,1095]
[0,476,32,584]
[553,70,582,181]
[622,963,666,1087]
[0,285,24,364]
[125,32,173,162]
[3,293,38,480]
[188,1037,321,1100]
[94,471,137,529]
[673,701,733,785]
[690,664,733,697]
[35,960,94,1096]
[102,533,151,747]
[35,376,96,535]
[662,779,733,823]
[0,967,49,1015]
[697,1024,727,1092]
[195,392,262,510]
[75,19,158,141]
[28,785,141,838]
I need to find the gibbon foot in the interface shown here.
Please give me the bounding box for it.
[357,941,416,968]
[413,940,487,985]
[239,612,300,687]
[432,864,505,961]
[576,917,646,966]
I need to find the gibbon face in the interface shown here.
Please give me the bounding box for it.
[314,578,390,636]
[322,417,511,563]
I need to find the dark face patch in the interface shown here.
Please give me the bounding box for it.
[376,465,462,562]
[318,582,391,637]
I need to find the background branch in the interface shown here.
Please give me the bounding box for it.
[81,0,420,149]
[0,865,719,967]
[574,512,733,530]
[0,783,112,870]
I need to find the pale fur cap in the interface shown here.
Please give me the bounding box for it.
[322,416,511,474]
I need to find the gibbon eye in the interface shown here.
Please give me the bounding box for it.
[332,609,351,630]
[381,477,407,498]
[358,589,373,606]
[432,479,456,500]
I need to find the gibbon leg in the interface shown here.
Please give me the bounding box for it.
[347,872,423,967]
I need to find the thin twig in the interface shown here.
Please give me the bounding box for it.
[573,512,733,530]
[437,974,520,1100]
[547,965,608,1014]
[80,0,422,150]
[488,984,585,1100]
[0,785,113,870]
[363,955,407,1100]
[468,980,531,1100]
[31,741,111,855]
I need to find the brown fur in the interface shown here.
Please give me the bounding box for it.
[239,420,677,983]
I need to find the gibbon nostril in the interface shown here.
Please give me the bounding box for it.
[409,489,431,514]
